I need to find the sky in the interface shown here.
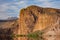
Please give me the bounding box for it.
[0,0,60,19]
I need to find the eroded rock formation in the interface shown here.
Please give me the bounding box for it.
[19,5,60,40]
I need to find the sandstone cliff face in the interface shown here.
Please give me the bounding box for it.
[19,5,60,40]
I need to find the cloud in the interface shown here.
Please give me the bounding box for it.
[0,0,60,19]
[35,0,60,8]
[50,1,60,8]
[34,0,53,7]
[0,0,27,19]
[0,2,19,19]
[0,12,9,19]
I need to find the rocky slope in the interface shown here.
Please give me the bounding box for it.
[0,19,19,40]
[19,5,60,40]
[0,20,17,28]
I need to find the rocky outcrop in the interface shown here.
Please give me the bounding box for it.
[19,5,60,40]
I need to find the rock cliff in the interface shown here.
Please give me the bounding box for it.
[19,5,60,40]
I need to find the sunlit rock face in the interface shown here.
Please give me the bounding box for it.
[19,5,60,40]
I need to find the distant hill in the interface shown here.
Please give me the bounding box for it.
[0,17,18,29]
[0,17,18,22]
[7,17,18,20]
